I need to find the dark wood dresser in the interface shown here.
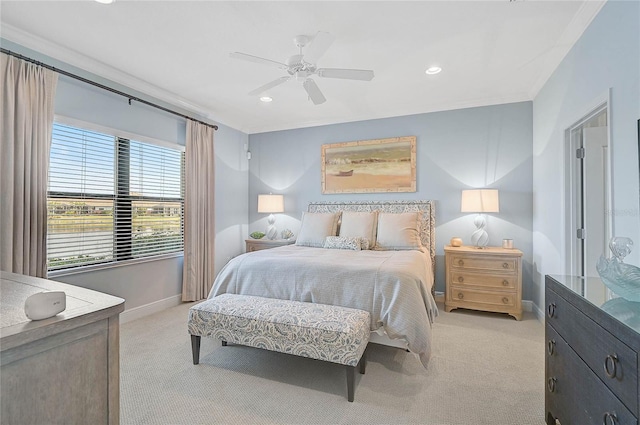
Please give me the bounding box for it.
[545,275,640,425]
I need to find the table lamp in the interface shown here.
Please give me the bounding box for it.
[461,189,499,248]
[257,194,284,240]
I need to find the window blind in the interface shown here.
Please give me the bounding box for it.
[47,123,184,271]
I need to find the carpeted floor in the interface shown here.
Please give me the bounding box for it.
[120,302,544,425]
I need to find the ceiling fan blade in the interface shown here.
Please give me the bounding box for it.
[248,76,291,96]
[230,52,288,69]
[317,68,374,81]
[303,31,335,64]
[302,79,326,105]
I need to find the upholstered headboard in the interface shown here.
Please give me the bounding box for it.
[307,200,436,277]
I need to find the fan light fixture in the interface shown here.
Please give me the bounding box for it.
[94,0,115,4]
[425,66,442,75]
[259,96,273,103]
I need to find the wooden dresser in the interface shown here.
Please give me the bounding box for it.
[545,275,640,425]
[245,238,295,252]
[0,271,125,425]
[444,245,523,320]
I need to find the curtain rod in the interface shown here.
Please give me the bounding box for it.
[1,48,218,131]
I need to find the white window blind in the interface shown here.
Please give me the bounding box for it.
[47,123,184,271]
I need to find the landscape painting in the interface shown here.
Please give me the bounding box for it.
[321,136,416,194]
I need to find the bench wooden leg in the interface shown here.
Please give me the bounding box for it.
[191,335,201,365]
[222,340,227,346]
[346,365,356,402]
[359,351,366,375]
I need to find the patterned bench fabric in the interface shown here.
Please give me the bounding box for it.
[188,294,370,367]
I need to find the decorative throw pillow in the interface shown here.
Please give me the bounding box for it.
[323,236,362,251]
[375,212,422,250]
[295,212,341,248]
[339,211,378,250]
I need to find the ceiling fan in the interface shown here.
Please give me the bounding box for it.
[230,32,374,105]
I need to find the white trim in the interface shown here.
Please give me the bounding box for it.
[532,302,545,323]
[528,1,606,99]
[522,300,534,313]
[48,252,183,278]
[120,294,183,324]
[54,114,185,151]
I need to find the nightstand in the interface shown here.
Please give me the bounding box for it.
[245,238,295,253]
[444,245,523,320]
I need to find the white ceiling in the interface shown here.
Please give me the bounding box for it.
[0,1,605,134]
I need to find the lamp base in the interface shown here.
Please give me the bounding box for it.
[471,214,489,248]
[266,214,277,240]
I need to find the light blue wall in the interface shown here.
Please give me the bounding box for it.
[532,0,640,311]
[2,39,249,310]
[249,102,534,298]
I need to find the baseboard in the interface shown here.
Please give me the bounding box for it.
[120,294,182,324]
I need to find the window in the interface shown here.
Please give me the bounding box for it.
[47,123,184,271]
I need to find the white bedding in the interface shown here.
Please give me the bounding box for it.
[208,245,439,367]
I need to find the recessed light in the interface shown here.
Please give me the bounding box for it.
[425,66,442,75]
[260,96,273,103]
[95,0,115,3]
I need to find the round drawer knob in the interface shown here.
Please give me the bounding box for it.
[502,297,509,304]
[457,293,464,300]
[547,377,557,393]
[458,276,464,283]
[547,339,556,356]
[603,412,618,425]
[502,279,509,286]
[604,354,618,378]
[547,303,556,318]
[458,259,464,266]
[502,262,509,269]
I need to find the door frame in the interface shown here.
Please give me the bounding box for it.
[563,89,612,278]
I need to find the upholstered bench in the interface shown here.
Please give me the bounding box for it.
[187,294,370,402]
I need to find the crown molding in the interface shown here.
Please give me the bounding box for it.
[0,23,240,131]
[528,0,606,99]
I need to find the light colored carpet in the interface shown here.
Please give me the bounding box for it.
[120,302,544,425]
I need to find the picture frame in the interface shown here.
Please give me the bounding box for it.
[321,136,416,194]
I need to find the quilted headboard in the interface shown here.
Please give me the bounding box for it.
[307,200,436,277]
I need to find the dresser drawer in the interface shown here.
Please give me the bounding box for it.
[449,287,516,308]
[546,325,637,425]
[449,272,516,289]
[449,254,517,273]
[546,289,639,413]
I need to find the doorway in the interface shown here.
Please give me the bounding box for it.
[565,102,611,291]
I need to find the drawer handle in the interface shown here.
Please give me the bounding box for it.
[458,293,464,300]
[502,297,509,304]
[458,276,464,283]
[547,339,556,356]
[603,412,618,425]
[604,354,618,378]
[502,262,509,269]
[547,303,556,318]
[547,377,557,393]
[458,259,464,266]
[502,279,509,286]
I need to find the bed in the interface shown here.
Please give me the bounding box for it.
[208,200,438,367]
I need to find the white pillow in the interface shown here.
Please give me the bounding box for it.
[339,211,378,249]
[375,212,422,250]
[323,236,362,251]
[295,212,340,248]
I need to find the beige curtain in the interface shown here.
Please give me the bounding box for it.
[182,120,216,301]
[1,53,58,277]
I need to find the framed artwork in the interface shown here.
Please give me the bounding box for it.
[321,136,416,194]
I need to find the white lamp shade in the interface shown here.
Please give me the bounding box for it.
[461,189,499,213]
[257,194,284,213]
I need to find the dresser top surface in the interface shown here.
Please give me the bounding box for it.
[548,274,640,336]
[445,245,523,256]
[1,271,125,339]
